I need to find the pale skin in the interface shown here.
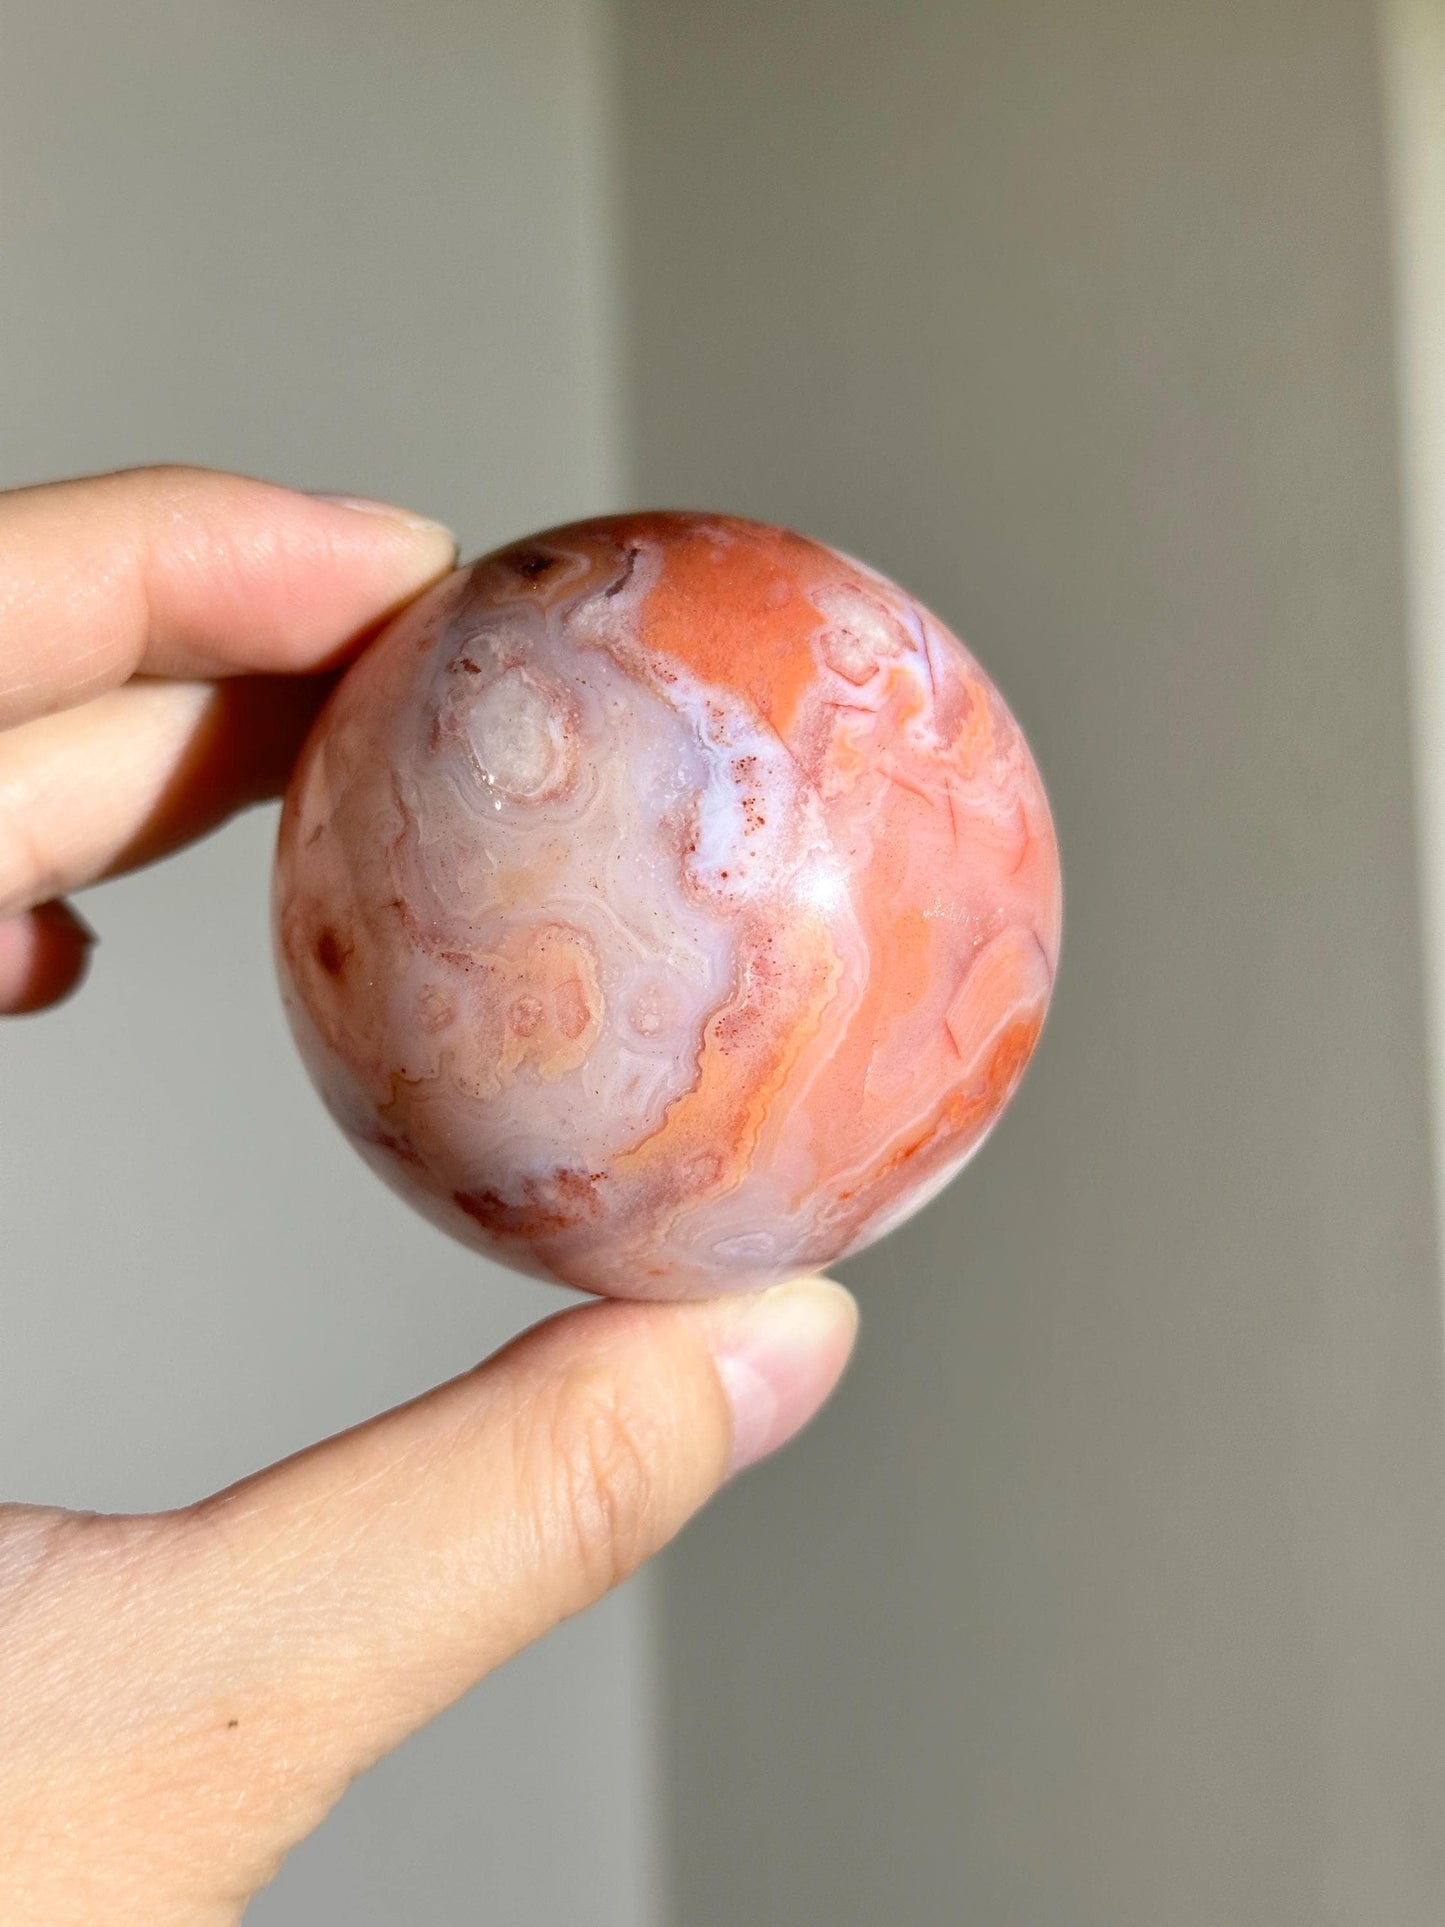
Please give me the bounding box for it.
[0,467,859,1924]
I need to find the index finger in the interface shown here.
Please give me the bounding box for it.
[0,466,458,730]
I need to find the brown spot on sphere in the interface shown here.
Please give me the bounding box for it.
[315,927,347,977]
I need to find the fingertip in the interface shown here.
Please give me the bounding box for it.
[308,491,458,553]
[0,899,97,1015]
[0,465,464,728]
[138,471,463,678]
[299,491,460,612]
[701,1275,860,1476]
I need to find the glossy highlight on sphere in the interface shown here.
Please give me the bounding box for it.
[273,513,1062,1298]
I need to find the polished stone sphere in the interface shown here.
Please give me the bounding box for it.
[273,512,1062,1298]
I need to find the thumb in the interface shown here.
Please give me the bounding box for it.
[93,1276,856,1901]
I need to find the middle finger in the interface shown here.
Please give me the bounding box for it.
[0,675,331,917]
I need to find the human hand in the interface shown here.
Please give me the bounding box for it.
[0,468,858,1924]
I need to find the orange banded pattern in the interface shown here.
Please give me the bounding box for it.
[274,513,1061,1298]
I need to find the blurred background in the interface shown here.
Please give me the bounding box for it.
[4,1,1445,1921]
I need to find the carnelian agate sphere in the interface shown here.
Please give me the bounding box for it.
[273,513,1062,1299]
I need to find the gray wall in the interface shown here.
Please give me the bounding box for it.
[0,5,656,1923]
[614,3,1445,1922]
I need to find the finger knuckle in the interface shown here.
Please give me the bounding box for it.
[541,1367,662,1599]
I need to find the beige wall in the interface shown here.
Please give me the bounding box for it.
[614,3,1445,1921]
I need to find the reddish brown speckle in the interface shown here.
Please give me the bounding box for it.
[453,1166,604,1240]
[368,1129,427,1170]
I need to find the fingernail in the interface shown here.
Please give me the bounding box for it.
[710,1277,859,1476]
[309,492,457,548]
